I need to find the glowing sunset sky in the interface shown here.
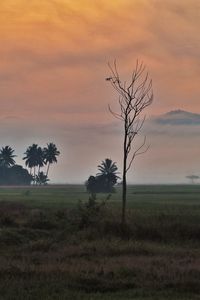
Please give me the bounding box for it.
[1,0,200,183]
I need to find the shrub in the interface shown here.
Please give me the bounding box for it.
[77,195,107,229]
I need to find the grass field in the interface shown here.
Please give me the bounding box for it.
[0,185,200,300]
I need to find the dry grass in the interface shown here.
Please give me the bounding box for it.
[0,186,200,299]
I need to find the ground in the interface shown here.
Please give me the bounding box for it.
[0,185,200,300]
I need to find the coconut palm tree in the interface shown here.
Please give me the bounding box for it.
[43,143,60,176]
[96,158,119,192]
[36,146,45,175]
[23,144,45,178]
[0,146,16,168]
[23,144,38,176]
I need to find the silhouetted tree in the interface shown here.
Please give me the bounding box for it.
[36,146,45,175]
[86,176,97,199]
[96,158,119,192]
[8,165,33,185]
[23,144,45,181]
[35,171,49,185]
[0,146,16,167]
[43,143,60,176]
[23,144,39,176]
[0,165,32,185]
[106,60,153,225]
[86,159,119,194]
[186,175,199,184]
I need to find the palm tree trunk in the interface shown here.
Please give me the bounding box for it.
[34,167,36,185]
[46,162,50,177]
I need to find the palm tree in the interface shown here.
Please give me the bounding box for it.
[23,144,44,178]
[36,146,45,175]
[96,158,119,192]
[43,143,60,176]
[23,144,37,176]
[0,146,16,168]
[35,171,49,185]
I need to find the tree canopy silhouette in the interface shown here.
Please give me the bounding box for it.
[23,144,40,177]
[86,158,119,194]
[186,175,199,184]
[0,146,16,168]
[43,143,60,176]
[0,143,60,185]
[96,158,119,192]
[23,144,45,183]
[35,171,49,185]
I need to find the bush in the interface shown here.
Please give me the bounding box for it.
[77,196,107,229]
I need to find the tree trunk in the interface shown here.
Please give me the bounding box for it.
[34,167,36,185]
[122,127,127,226]
[46,162,50,176]
[122,169,127,226]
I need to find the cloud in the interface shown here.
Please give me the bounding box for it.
[153,110,200,126]
[0,0,200,183]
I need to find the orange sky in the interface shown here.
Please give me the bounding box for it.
[0,0,200,183]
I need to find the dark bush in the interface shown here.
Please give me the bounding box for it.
[77,196,107,229]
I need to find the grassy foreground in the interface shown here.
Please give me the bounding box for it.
[0,185,200,300]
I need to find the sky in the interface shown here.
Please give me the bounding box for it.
[1,0,200,184]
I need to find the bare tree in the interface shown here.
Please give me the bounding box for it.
[106,60,153,225]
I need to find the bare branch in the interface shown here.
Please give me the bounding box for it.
[134,136,149,156]
[126,136,149,172]
[108,104,124,121]
[106,59,153,225]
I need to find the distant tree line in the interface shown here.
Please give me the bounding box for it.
[0,143,60,186]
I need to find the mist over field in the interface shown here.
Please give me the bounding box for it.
[3,109,200,184]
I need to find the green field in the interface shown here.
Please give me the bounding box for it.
[0,185,200,300]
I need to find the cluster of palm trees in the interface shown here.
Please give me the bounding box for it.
[86,158,120,194]
[0,143,60,185]
[23,143,60,184]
